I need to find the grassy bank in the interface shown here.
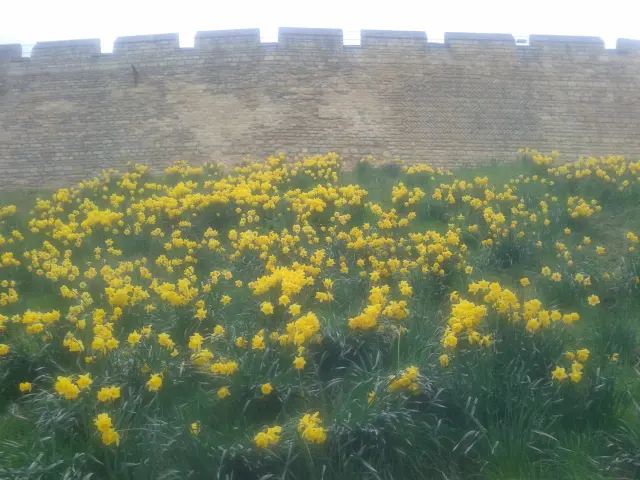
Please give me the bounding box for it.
[0,151,639,479]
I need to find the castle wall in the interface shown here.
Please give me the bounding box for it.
[1,29,639,186]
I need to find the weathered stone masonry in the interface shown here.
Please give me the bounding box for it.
[1,28,640,186]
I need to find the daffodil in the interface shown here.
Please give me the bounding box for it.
[293,356,306,370]
[587,295,600,307]
[551,366,568,382]
[146,374,163,392]
[19,382,32,393]
[439,354,450,367]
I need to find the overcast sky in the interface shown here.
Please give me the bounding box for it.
[1,0,638,52]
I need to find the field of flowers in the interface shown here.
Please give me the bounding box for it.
[1,150,640,479]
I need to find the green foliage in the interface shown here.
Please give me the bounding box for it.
[1,152,640,479]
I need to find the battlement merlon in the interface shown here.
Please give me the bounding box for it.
[30,39,101,61]
[529,34,605,53]
[113,33,179,55]
[361,30,427,49]
[194,29,260,49]
[278,27,343,49]
[617,38,640,54]
[0,44,22,62]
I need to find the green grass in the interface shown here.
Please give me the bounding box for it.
[1,154,640,479]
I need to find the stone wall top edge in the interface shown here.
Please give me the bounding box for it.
[278,27,343,37]
[445,32,515,44]
[529,34,605,49]
[6,44,640,67]
[115,33,180,44]
[195,28,261,39]
[361,30,427,40]
[4,29,640,62]
[33,38,102,48]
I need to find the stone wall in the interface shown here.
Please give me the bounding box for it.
[1,28,640,186]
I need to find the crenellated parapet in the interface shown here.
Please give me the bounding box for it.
[3,28,639,64]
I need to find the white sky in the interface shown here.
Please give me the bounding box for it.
[1,0,638,52]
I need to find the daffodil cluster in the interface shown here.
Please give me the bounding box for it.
[0,149,634,472]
